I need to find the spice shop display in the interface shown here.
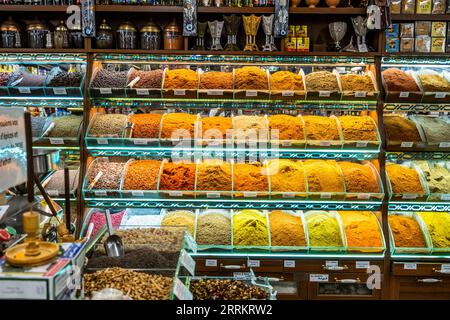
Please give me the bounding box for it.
[232,209,269,247]
[268,114,305,146]
[128,113,162,139]
[195,159,232,195]
[383,115,423,149]
[161,210,195,235]
[1,17,21,49]
[338,162,380,196]
[385,163,427,199]
[189,279,271,300]
[305,211,344,250]
[388,213,428,251]
[267,159,307,197]
[233,163,269,196]
[415,161,450,197]
[269,210,307,249]
[418,212,450,250]
[84,159,126,191]
[195,210,232,247]
[122,160,161,191]
[339,211,383,251]
[88,113,128,137]
[42,169,79,196]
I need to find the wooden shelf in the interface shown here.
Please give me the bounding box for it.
[384,52,450,57]
[289,7,366,14]
[0,48,87,53]
[391,14,450,21]
[95,5,182,13]
[0,5,69,12]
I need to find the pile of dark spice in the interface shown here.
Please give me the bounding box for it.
[9,71,46,87]
[47,71,83,87]
[0,72,10,86]
[190,279,270,300]
[128,69,163,88]
[91,69,128,88]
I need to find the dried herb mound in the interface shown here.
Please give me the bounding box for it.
[190,279,269,300]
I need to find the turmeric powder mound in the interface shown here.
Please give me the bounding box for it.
[270,71,304,91]
[337,162,379,193]
[388,215,426,248]
[163,68,198,89]
[269,210,307,247]
[159,162,196,191]
[340,74,375,91]
[418,212,450,248]
[268,114,304,140]
[386,163,424,194]
[383,116,422,142]
[339,211,382,248]
[305,71,339,91]
[234,66,268,90]
[123,160,161,190]
[201,116,232,140]
[233,163,268,192]
[337,116,378,141]
[306,212,343,247]
[129,114,162,139]
[233,210,269,246]
[161,210,195,236]
[199,71,233,89]
[160,113,197,139]
[196,159,232,191]
[303,115,340,141]
[303,160,344,192]
[267,159,306,192]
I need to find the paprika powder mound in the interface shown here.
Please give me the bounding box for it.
[418,212,450,248]
[129,113,162,139]
[386,163,424,194]
[123,160,161,190]
[267,159,306,193]
[339,211,382,248]
[269,210,307,247]
[233,163,269,192]
[388,214,427,248]
[199,71,233,89]
[233,210,269,246]
[163,68,198,89]
[338,162,379,193]
[268,114,304,140]
[159,162,196,191]
[196,159,232,191]
[303,160,344,193]
[160,113,197,139]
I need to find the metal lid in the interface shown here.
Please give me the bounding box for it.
[55,21,68,32]
[26,19,48,31]
[99,19,112,31]
[140,20,161,33]
[1,17,20,32]
[164,18,181,32]
[117,21,137,32]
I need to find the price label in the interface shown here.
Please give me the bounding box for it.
[281,141,292,147]
[400,142,414,148]
[319,91,331,97]
[282,90,294,97]
[282,193,296,198]
[100,88,112,94]
[49,138,64,145]
[131,190,144,197]
[356,141,368,148]
[246,90,257,97]
[133,139,147,145]
[136,89,149,95]
[205,259,217,267]
[402,193,418,200]
[441,194,450,201]
[174,89,186,96]
[96,139,108,145]
[181,250,195,275]
[309,274,329,282]
[233,272,253,280]
[284,260,295,268]
[248,260,260,268]
[207,90,223,96]
[52,87,68,95]
[47,190,59,197]
[243,192,257,198]
[320,193,332,199]
[94,190,107,196]
[206,192,221,198]
[169,191,183,197]
[173,278,193,300]
[356,261,370,269]
[357,194,371,200]
[399,92,410,98]
[325,261,339,268]
[404,263,417,270]
[355,91,367,98]
[439,142,450,148]
[18,87,31,94]
[319,141,331,147]
[435,92,446,99]
[441,264,450,272]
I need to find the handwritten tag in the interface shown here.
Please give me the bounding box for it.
[284,260,295,268]
[243,192,257,198]
[100,88,112,94]
[321,193,332,199]
[169,191,183,197]
[174,89,186,96]
[205,259,217,267]
[282,193,296,198]
[435,92,446,99]
[18,87,31,94]
[319,141,331,147]
[401,142,414,148]
[402,193,418,200]
[136,89,149,95]
[399,92,410,98]
[357,194,371,200]
[310,274,329,282]
[133,139,147,145]
[282,141,292,147]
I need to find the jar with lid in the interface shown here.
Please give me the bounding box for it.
[95,19,114,49]
[140,20,161,50]
[1,17,21,48]
[163,18,183,50]
[116,21,137,50]
[54,21,70,49]
[70,23,84,49]
[27,19,49,49]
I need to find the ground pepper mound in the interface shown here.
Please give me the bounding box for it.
[305,71,339,91]
[129,114,162,138]
[201,116,232,140]
[199,71,233,89]
[268,159,306,192]
[123,160,161,190]
[338,162,379,193]
[303,115,340,141]
[233,163,269,192]
[418,212,450,248]
[233,210,269,246]
[270,71,304,90]
[382,68,420,92]
[196,212,231,246]
[159,162,196,190]
[339,211,382,248]
[388,215,426,248]
[306,212,343,247]
[386,163,424,194]
[160,113,197,139]
[196,159,232,191]
[268,114,304,140]
[234,66,268,90]
[163,68,198,89]
[269,210,306,247]
[340,74,374,91]
[338,116,378,141]
[303,160,344,192]
[383,116,422,142]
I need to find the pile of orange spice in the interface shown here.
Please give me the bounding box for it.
[338,162,379,193]
[388,215,426,248]
[160,113,197,139]
[269,210,307,247]
[129,114,162,139]
[163,68,198,89]
[268,114,304,140]
[339,211,382,248]
[201,116,232,140]
[303,115,340,141]
[338,116,378,141]
[199,71,233,89]
[123,160,161,190]
[159,162,196,191]
[386,163,424,194]
[270,71,304,91]
[303,160,344,192]
[233,163,268,192]
[234,66,268,90]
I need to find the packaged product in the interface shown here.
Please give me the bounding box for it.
[415,36,431,52]
[416,0,432,13]
[432,22,447,37]
[386,24,400,37]
[400,38,415,52]
[415,21,431,36]
[390,0,401,13]
[386,37,400,52]
[431,37,446,52]
[402,0,416,13]
[431,0,447,13]
[400,23,415,37]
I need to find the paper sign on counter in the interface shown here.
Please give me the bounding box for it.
[205,259,217,267]
[248,260,260,268]
[356,261,370,269]
[309,274,329,282]
[284,260,295,268]
[404,263,417,270]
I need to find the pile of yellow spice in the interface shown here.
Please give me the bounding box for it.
[270,71,304,91]
[233,210,269,247]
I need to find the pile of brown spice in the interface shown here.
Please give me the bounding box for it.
[160,113,197,139]
[382,68,420,92]
[128,68,163,88]
[196,211,232,246]
[190,279,269,300]
[234,66,268,90]
[305,71,339,91]
[129,114,162,138]
[123,160,161,190]
[270,71,304,91]
[233,163,269,192]
[196,159,232,191]
[163,68,198,89]
[388,215,426,248]
[386,163,424,194]
[418,73,450,92]
[338,162,379,193]
[383,116,422,142]
[269,210,307,247]
[338,116,378,141]
[340,74,375,91]
[303,115,340,141]
[268,114,304,140]
[159,162,196,190]
[199,71,233,89]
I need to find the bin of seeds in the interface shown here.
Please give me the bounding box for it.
[40,169,79,197]
[83,157,126,197]
[234,66,269,99]
[87,112,128,141]
[38,114,82,147]
[126,113,162,146]
[45,69,84,97]
[385,162,428,202]
[158,160,196,198]
[121,159,162,198]
[8,69,46,97]
[339,71,378,101]
[89,67,129,98]
[304,70,342,101]
[195,209,232,250]
[381,68,422,102]
[126,67,163,98]
[162,67,198,99]
[417,69,450,103]
[269,69,306,100]
[198,69,234,99]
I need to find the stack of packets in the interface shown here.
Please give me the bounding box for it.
[386,21,448,53]
[390,0,449,14]
[285,25,309,52]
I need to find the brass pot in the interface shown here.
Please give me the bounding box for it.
[26,19,49,49]
[1,16,21,48]
[140,20,161,50]
[163,18,183,50]
[117,21,137,49]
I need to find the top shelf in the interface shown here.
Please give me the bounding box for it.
[391,14,450,21]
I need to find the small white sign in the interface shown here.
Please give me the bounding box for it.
[435,92,446,99]
[284,260,296,268]
[357,194,371,200]
[400,142,414,148]
[100,88,112,94]
[174,89,186,96]
[47,190,59,197]
[205,259,217,267]
[243,192,257,198]
[355,91,367,98]
[206,192,221,198]
[18,87,31,94]
[282,193,296,198]
[169,191,183,197]
[0,280,47,299]
[325,261,339,268]
[319,91,331,97]
[319,141,331,147]
[399,92,410,98]
[281,141,292,147]
[320,193,332,199]
[49,138,64,145]
[94,190,107,196]
[246,90,258,97]
[402,193,418,200]
[309,274,329,282]
[0,205,9,220]
[131,190,144,197]
[356,261,370,269]
[53,88,67,95]
[356,141,368,148]
[404,263,417,270]
[173,278,193,300]
[439,142,450,148]
[282,90,294,97]
[441,194,450,201]
[207,90,224,96]
[441,264,450,272]
[133,139,147,145]
[248,260,260,268]
[96,139,108,145]
[181,250,195,276]
[136,89,149,95]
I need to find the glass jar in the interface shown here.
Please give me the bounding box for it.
[26,19,49,49]
[163,18,183,50]
[1,16,21,48]
[54,21,70,49]
[140,20,161,50]
[70,24,84,49]
[95,19,113,49]
[116,21,137,50]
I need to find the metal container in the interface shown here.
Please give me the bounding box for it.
[163,18,183,50]
[33,150,57,175]
[1,16,21,48]
[140,20,161,50]
[26,19,49,49]
[70,24,84,49]
[95,19,114,49]
[116,21,137,50]
[54,20,70,49]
